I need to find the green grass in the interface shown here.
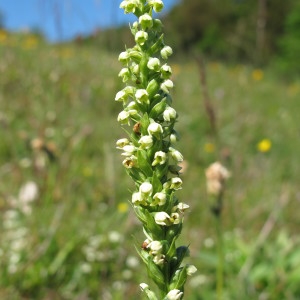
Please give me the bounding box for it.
[0,31,300,299]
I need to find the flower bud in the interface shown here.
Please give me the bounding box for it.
[135,30,148,46]
[139,13,153,30]
[152,151,167,166]
[154,211,171,226]
[153,19,163,32]
[147,57,161,72]
[138,135,153,149]
[135,89,149,104]
[153,253,165,265]
[161,79,174,94]
[169,147,183,162]
[132,192,144,205]
[161,46,173,60]
[163,107,177,122]
[166,289,183,300]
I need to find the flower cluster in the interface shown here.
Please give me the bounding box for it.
[116,1,196,299]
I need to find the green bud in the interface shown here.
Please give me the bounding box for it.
[139,13,153,30]
[146,79,160,98]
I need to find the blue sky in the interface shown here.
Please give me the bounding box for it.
[0,0,178,42]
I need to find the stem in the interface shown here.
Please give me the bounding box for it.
[215,211,224,300]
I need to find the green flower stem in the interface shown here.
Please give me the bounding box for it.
[116,0,196,298]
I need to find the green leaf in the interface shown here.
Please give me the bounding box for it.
[147,257,166,290]
[169,266,188,291]
[137,149,153,177]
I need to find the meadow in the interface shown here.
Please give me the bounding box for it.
[0,30,300,299]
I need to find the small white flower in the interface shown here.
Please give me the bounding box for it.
[161,45,173,59]
[121,145,136,156]
[122,155,137,168]
[186,264,198,276]
[117,111,130,125]
[118,68,130,82]
[116,138,130,149]
[169,147,183,162]
[135,30,148,46]
[161,64,172,78]
[170,132,179,143]
[170,177,183,190]
[118,51,129,63]
[139,13,153,30]
[153,253,165,265]
[173,202,190,213]
[140,283,149,291]
[135,89,149,104]
[152,192,167,206]
[149,0,164,13]
[132,192,143,205]
[161,79,174,93]
[170,212,180,224]
[120,0,139,14]
[147,57,161,72]
[139,182,153,198]
[138,135,153,149]
[154,211,171,226]
[152,151,167,166]
[147,122,163,137]
[147,240,163,255]
[18,181,38,204]
[163,107,177,122]
[115,90,127,102]
[166,289,183,300]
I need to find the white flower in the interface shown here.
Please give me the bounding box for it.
[169,147,183,162]
[18,181,38,204]
[186,264,198,276]
[117,111,130,125]
[138,135,153,149]
[161,64,172,78]
[118,51,129,63]
[163,107,177,122]
[147,57,161,71]
[135,89,149,104]
[140,283,149,291]
[116,138,130,149]
[115,90,127,102]
[132,192,143,205]
[170,212,180,224]
[173,202,190,213]
[118,68,130,82]
[154,211,171,226]
[135,30,148,46]
[149,0,164,13]
[161,45,173,59]
[166,289,183,300]
[153,253,165,265]
[121,145,136,156]
[161,79,174,93]
[120,0,139,14]
[152,151,167,166]
[122,155,137,168]
[170,177,183,190]
[147,122,163,137]
[147,240,162,255]
[139,13,153,30]
[139,182,153,198]
[152,192,167,206]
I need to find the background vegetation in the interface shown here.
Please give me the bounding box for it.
[0,0,299,299]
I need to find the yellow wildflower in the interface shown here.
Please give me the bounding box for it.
[0,29,8,44]
[22,36,38,49]
[257,139,272,153]
[204,143,215,153]
[117,202,129,213]
[252,69,264,81]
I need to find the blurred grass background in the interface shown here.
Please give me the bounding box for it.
[1,0,300,299]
